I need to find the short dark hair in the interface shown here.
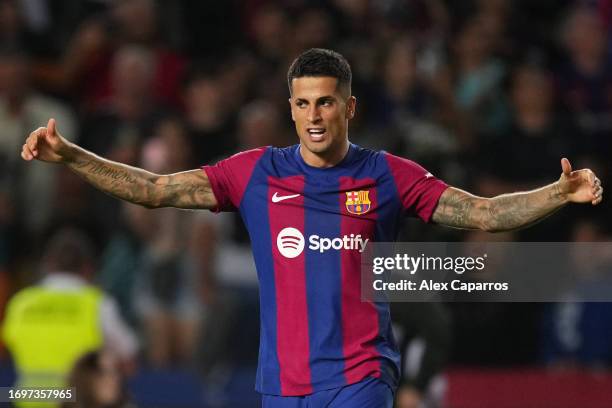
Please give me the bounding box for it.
[42,228,95,274]
[287,48,352,96]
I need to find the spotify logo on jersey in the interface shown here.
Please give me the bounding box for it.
[276,227,305,258]
[276,227,370,258]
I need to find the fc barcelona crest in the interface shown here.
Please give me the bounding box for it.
[345,190,371,215]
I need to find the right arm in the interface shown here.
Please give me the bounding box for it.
[21,119,218,210]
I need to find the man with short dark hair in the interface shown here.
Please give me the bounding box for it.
[21,48,602,407]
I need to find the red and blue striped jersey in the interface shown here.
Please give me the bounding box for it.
[202,143,448,396]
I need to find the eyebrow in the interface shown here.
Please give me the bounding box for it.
[294,95,337,103]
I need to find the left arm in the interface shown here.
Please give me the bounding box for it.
[432,158,603,232]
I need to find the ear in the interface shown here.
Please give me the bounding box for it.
[346,96,356,120]
[288,98,295,122]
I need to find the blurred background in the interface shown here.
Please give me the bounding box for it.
[0,0,611,407]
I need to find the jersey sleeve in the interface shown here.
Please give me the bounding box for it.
[202,147,266,212]
[384,152,449,222]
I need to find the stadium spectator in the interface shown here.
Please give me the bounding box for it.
[132,118,208,367]
[392,302,451,408]
[450,14,510,138]
[366,36,459,157]
[291,7,335,55]
[78,45,168,236]
[0,47,77,237]
[62,350,136,408]
[1,228,137,406]
[475,63,575,240]
[556,5,612,162]
[479,64,572,187]
[541,219,612,370]
[35,0,186,110]
[370,36,437,126]
[247,4,291,68]
[183,67,238,167]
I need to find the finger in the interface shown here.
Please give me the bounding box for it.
[561,157,572,176]
[27,127,45,151]
[26,135,39,156]
[29,127,48,155]
[592,187,604,205]
[46,118,56,137]
[22,144,33,160]
[592,179,601,194]
[593,186,602,198]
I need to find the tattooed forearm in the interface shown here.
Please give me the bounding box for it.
[76,160,139,184]
[484,183,566,232]
[432,184,568,232]
[65,144,216,209]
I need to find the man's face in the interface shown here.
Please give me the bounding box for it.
[289,76,355,161]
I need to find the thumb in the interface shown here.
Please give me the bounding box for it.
[46,118,56,138]
[561,157,572,176]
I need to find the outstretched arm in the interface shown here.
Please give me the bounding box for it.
[21,119,218,210]
[432,158,603,232]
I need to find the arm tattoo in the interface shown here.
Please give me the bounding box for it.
[66,145,216,209]
[432,185,568,232]
[154,173,215,209]
[431,187,478,229]
[76,160,138,184]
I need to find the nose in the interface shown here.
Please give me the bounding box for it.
[307,105,321,123]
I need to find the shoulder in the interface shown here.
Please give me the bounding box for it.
[381,151,431,175]
[342,143,387,167]
[261,144,301,170]
[4,286,47,316]
[208,147,269,172]
[347,146,429,176]
[7,286,44,302]
[223,146,269,162]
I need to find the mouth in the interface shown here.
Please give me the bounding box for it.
[307,127,327,142]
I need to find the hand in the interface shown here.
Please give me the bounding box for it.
[21,118,72,163]
[558,158,603,205]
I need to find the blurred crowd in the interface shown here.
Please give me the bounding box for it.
[0,0,612,403]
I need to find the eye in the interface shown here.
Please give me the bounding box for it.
[296,101,306,108]
[321,100,333,107]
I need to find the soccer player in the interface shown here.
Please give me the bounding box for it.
[21,49,603,408]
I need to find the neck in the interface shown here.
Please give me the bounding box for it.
[300,139,350,168]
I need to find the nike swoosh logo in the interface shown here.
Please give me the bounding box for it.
[272,192,301,203]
